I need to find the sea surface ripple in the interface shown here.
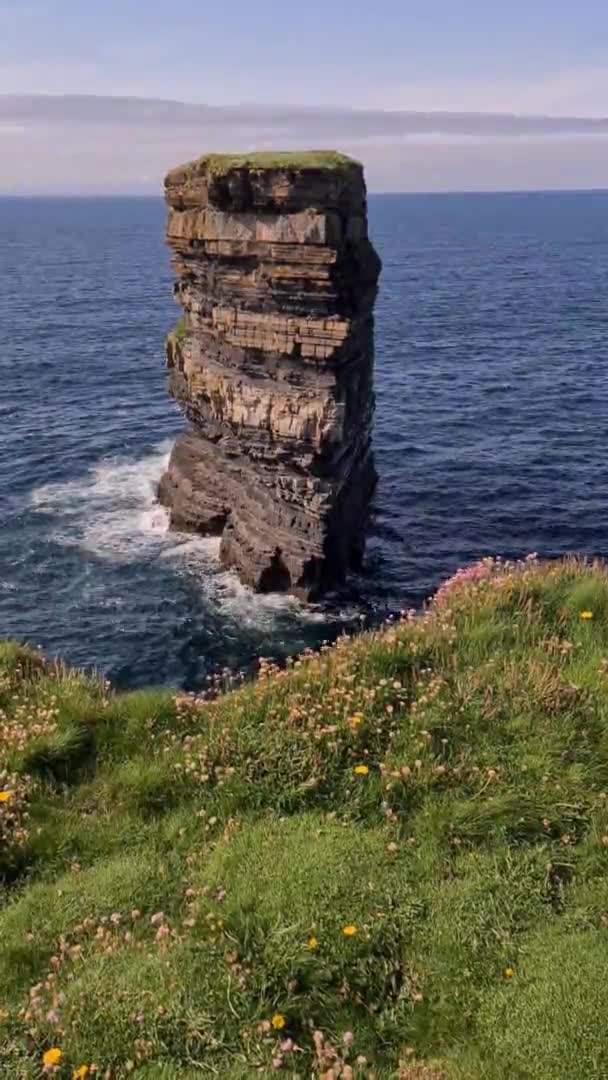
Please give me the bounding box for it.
[1,192,607,687]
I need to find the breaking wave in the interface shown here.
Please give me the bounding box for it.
[30,441,329,631]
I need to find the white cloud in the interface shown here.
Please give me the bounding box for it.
[1,94,606,195]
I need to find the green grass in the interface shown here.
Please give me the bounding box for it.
[168,150,360,178]
[172,315,187,341]
[3,557,608,1076]
[456,927,608,1079]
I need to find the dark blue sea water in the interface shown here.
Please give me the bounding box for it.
[2,192,608,689]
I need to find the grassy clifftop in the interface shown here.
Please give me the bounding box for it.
[169,151,360,177]
[2,558,608,1078]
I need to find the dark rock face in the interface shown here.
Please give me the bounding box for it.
[159,152,381,600]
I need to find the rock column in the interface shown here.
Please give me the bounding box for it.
[158,151,381,600]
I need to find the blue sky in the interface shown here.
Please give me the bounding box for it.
[1,1,607,192]
[1,0,607,114]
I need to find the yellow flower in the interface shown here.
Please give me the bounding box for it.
[307,936,319,950]
[354,764,369,776]
[503,966,515,979]
[271,1013,286,1030]
[0,791,12,802]
[42,1047,63,1068]
[73,1068,90,1080]
[343,924,358,937]
[580,611,594,620]
[350,713,363,727]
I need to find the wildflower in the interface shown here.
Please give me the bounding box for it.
[580,611,594,620]
[342,924,358,937]
[42,1047,63,1068]
[503,966,515,979]
[307,936,319,950]
[271,1013,286,1030]
[73,1068,90,1080]
[0,791,12,802]
[353,765,369,776]
[349,713,363,727]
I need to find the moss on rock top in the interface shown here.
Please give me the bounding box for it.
[167,149,361,179]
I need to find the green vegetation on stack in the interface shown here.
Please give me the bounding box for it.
[2,557,608,1078]
[172,315,187,341]
[175,150,360,176]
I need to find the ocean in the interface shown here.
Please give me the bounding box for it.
[1,191,608,688]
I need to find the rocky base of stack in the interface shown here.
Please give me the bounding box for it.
[158,427,378,596]
[159,151,381,601]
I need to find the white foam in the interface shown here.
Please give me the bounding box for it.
[30,441,330,628]
[31,442,175,561]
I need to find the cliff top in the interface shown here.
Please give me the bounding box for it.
[165,149,367,213]
[167,149,360,180]
[1,557,608,1077]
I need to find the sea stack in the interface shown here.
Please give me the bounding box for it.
[158,151,381,600]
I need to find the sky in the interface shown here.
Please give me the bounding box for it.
[1,0,607,193]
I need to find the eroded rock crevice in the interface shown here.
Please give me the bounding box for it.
[159,152,381,600]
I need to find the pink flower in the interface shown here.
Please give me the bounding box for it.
[434,558,497,608]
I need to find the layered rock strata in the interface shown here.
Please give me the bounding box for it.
[158,151,381,599]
